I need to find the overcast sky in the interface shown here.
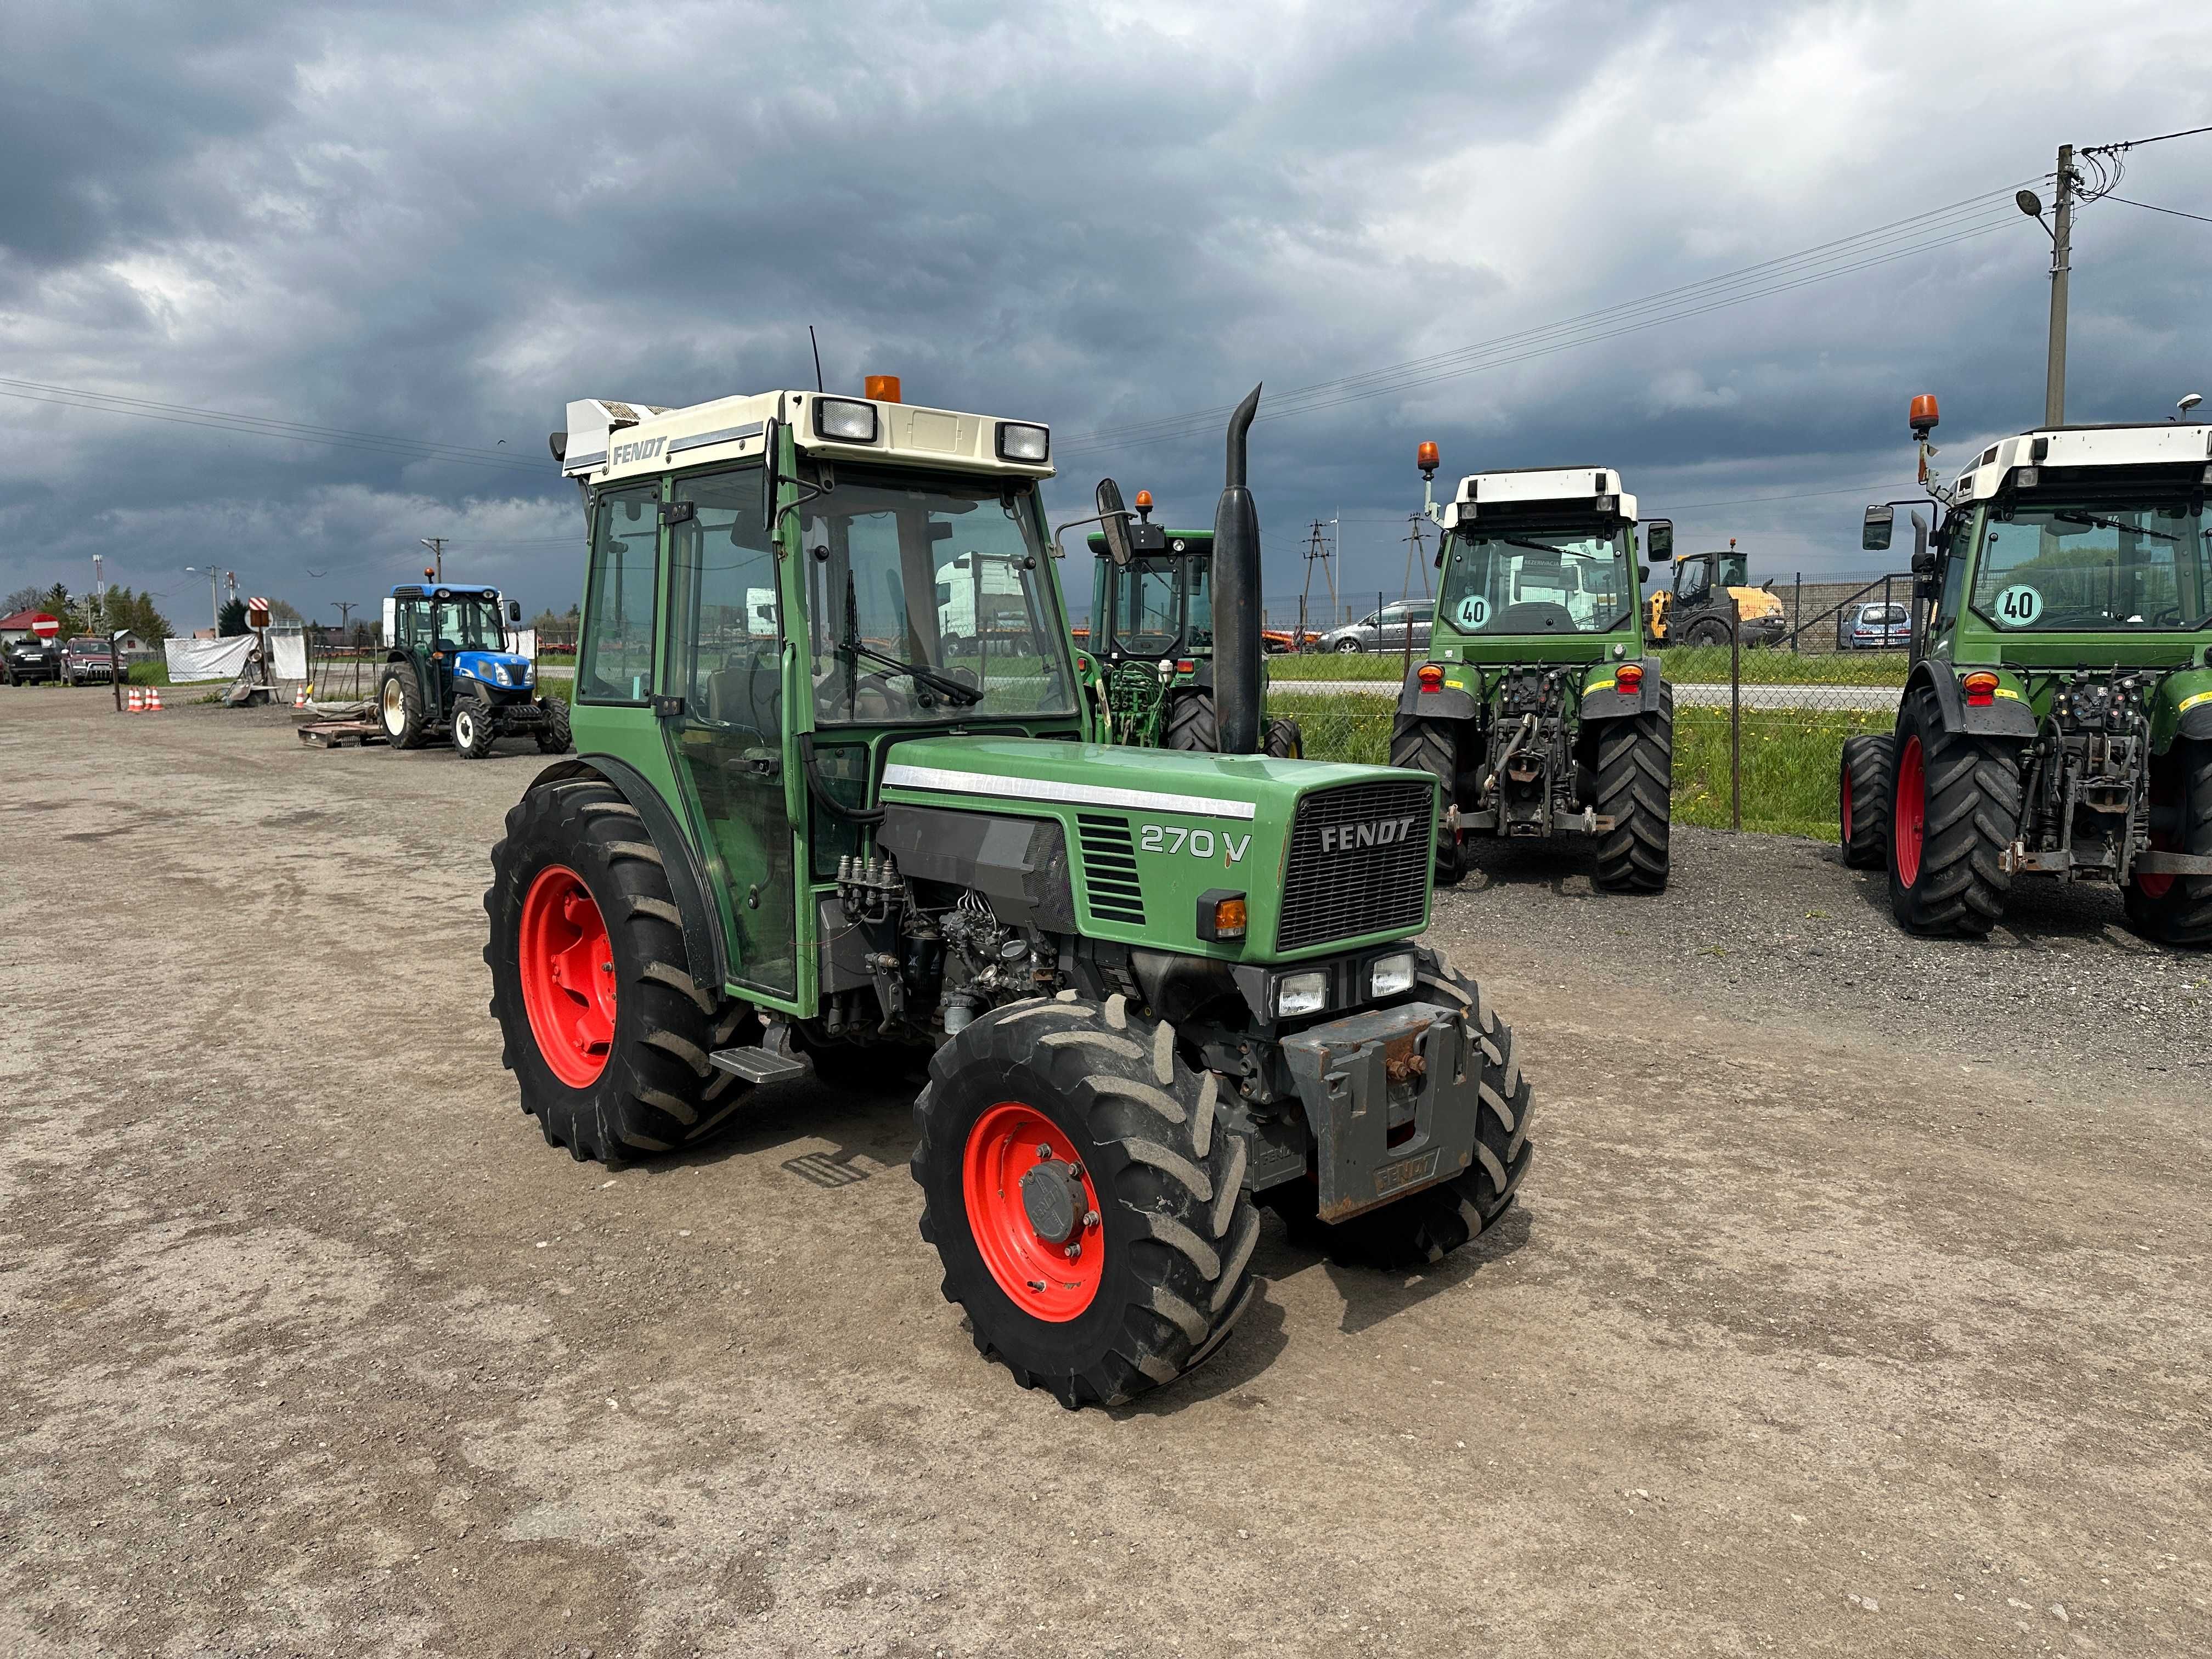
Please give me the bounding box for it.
[3,0,2208,631]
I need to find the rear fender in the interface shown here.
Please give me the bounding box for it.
[525,757,730,996]
[1395,663,1481,723]
[1579,657,1663,720]
[2154,669,2212,749]
[1909,661,2035,740]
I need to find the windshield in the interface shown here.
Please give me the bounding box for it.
[1438,526,1634,635]
[1968,496,2212,633]
[402,597,505,652]
[803,469,1074,724]
[1106,554,1210,656]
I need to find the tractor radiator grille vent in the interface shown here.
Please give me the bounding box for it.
[1075,814,1146,926]
[1278,780,1432,951]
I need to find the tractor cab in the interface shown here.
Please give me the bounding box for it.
[1086,500,1214,663]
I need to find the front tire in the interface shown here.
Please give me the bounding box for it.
[452,693,499,759]
[1388,713,1465,885]
[1839,732,1894,869]
[379,664,428,749]
[1265,716,1302,759]
[911,995,1261,1409]
[1334,639,1362,653]
[1265,949,1531,1268]
[535,695,573,754]
[485,779,756,1161]
[1591,686,1672,892]
[1887,689,2020,937]
[2125,738,2212,947]
[1682,618,1730,648]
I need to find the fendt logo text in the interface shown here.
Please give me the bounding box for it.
[612,436,666,466]
[1319,815,1423,854]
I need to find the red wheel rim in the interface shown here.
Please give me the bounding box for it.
[1893,735,1925,887]
[518,864,617,1087]
[962,1102,1104,1320]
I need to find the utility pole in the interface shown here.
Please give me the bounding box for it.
[2045,143,2074,427]
[1400,514,1432,601]
[420,537,447,580]
[1296,518,1339,648]
[331,599,357,639]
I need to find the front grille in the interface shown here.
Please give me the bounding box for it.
[1278,781,1432,950]
[1076,814,1146,926]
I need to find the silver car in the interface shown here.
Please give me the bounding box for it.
[1317,601,1432,653]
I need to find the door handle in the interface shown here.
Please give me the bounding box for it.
[741,748,782,780]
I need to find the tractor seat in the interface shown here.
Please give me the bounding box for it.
[705,647,781,737]
[1494,601,1579,633]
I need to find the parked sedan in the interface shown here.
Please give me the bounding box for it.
[1837,601,1912,651]
[62,637,118,685]
[2,638,61,685]
[1316,601,1432,653]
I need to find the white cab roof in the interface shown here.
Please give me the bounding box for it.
[1453,465,1638,523]
[560,391,1054,486]
[1951,422,2212,505]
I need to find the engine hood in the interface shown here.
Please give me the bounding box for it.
[454,650,534,683]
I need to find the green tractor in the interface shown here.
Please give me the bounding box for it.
[1075,488,1301,757]
[1386,445,1675,891]
[1841,399,2212,943]
[485,381,1536,1408]
[377,578,572,759]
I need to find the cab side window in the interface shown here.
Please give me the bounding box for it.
[580,486,661,703]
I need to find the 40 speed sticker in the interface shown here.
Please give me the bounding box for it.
[1454,595,1491,629]
[1993,584,2045,626]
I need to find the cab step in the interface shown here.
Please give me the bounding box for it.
[708,1022,812,1085]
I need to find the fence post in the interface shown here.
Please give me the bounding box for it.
[1792,573,1802,654]
[1730,595,1742,832]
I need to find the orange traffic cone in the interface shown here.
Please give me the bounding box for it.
[147,686,164,713]
[126,686,144,713]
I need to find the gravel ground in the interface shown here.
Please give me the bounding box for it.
[3,689,2209,1658]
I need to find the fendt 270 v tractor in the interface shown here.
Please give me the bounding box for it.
[484,381,1537,1407]
[377,579,572,759]
[1078,488,1301,757]
[1841,400,2212,943]
[1386,446,1675,891]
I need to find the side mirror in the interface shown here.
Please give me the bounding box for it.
[1638,564,1652,585]
[1644,520,1673,561]
[1095,478,1135,568]
[507,600,522,623]
[1863,505,1895,551]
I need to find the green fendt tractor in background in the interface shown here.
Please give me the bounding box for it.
[484,379,1537,1407]
[1386,444,1676,891]
[1076,487,1301,757]
[1841,398,2212,943]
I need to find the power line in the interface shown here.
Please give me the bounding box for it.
[1058,183,2034,459]
[2083,123,2212,155]
[2102,194,2212,227]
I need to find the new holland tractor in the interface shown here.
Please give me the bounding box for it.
[1077,488,1302,757]
[1386,445,1675,891]
[1841,398,2212,943]
[483,380,1536,1408]
[377,579,572,759]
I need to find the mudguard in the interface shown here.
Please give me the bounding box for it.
[2153,669,2212,749]
[1579,657,1664,720]
[1910,662,2036,740]
[1395,664,1481,723]
[526,756,731,995]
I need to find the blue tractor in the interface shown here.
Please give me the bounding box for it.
[376,579,572,759]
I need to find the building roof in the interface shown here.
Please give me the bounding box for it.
[0,609,60,630]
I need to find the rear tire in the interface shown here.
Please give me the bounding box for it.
[535,695,573,754]
[1389,713,1465,886]
[1265,949,1530,1269]
[1334,639,1362,653]
[452,693,499,759]
[1591,686,1672,892]
[1265,716,1302,759]
[485,780,757,1161]
[2125,738,2212,947]
[379,664,428,749]
[1839,732,1894,869]
[912,995,1261,1408]
[1682,618,1730,648]
[1887,688,2020,937]
[1165,690,1217,753]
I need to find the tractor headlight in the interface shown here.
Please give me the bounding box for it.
[1369,952,1417,998]
[995,421,1050,463]
[813,397,879,444]
[1276,971,1328,1019]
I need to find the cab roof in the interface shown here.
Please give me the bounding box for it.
[392,583,499,599]
[558,390,1055,488]
[1452,465,1640,523]
[1950,421,2212,506]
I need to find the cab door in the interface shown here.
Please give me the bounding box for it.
[660,465,800,1002]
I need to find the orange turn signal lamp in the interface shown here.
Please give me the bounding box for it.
[1962,670,2000,708]
[1617,663,1644,694]
[1197,889,1248,942]
[1176,659,1195,675]
[1417,663,1445,692]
